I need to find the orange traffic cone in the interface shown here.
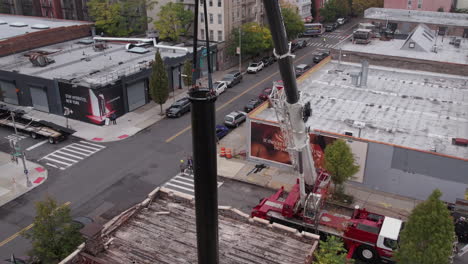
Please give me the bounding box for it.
[220,147,226,157]
[226,148,232,159]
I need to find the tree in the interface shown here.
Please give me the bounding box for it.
[88,0,152,37]
[182,60,193,87]
[319,0,350,22]
[229,22,273,58]
[149,51,169,114]
[282,7,305,40]
[154,2,193,41]
[351,0,383,16]
[394,189,455,264]
[324,139,359,193]
[314,236,354,264]
[23,196,83,263]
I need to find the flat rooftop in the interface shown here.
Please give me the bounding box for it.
[0,14,92,40]
[339,36,468,65]
[0,38,187,88]
[364,7,468,27]
[254,61,468,159]
[84,190,317,263]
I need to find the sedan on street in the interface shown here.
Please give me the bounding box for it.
[221,71,242,88]
[214,81,227,95]
[216,125,229,140]
[258,87,273,101]
[244,98,263,113]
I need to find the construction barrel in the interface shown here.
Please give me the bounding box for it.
[220,147,226,157]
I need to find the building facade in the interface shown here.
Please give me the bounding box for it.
[384,0,453,12]
[0,0,90,20]
[454,0,468,9]
[283,0,312,22]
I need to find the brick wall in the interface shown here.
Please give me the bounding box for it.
[0,24,92,57]
[330,49,468,76]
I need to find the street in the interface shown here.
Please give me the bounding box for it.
[0,23,357,258]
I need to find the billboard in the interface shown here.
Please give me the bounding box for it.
[59,83,125,125]
[249,120,368,182]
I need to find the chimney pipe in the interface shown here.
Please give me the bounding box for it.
[360,60,369,87]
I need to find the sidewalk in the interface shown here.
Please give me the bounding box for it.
[0,151,48,207]
[15,65,249,143]
[216,153,420,220]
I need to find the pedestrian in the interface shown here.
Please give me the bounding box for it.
[323,37,326,44]
[110,113,117,125]
[187,156,193,172]
[180,159,185,173]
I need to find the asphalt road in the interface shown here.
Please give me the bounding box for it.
[0,22,358,259]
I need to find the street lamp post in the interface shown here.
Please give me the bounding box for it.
[238,27,242,73]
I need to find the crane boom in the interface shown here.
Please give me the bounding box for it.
[262,0,317,204]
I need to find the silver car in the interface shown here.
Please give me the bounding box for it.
[224,111,247,127]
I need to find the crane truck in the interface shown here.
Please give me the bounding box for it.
[251,1,404,263]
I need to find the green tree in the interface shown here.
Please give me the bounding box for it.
[351,0,383,16]
[154,2,193,41]
[324,139,359,193]
[282,7,305,40]
[88,0,152,37]
[394,189,455,264]
[182,60,193,87]
[149,51,169,114]
[229,22,273,58]
[319,0,350,22]
[314,236,354,264]
[23,196,83,263]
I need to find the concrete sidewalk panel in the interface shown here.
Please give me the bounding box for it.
[217,157,245,178]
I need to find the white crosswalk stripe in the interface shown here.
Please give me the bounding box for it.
[40,141,105,170]
[163,172,223,197]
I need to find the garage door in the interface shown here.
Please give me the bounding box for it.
[0,80,18,105]
[30,86,49,112]
[127,81,146,111]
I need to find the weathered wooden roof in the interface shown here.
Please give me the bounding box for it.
[85,189,318,264]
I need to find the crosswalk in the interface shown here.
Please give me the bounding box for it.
[308,42,337,49]
[4,133,27,142]
[322,33,349,40]
[163,172,223,197]
[39,141,105,170]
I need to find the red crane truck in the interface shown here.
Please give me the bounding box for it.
[252,1,404,263]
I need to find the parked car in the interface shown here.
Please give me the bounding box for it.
[291,42,300,53]
[214,81,227,95]
[166,97,191,118]
[258,87,273,101]
[325,24,335,32]
[244,98,263,113]
[247,61,264,73]
[262,56,275,67]
[221,71,242,88]
[295,64,311,77]
[224,111,247,127]
[337,17,346,25]
[215,124,229,140]
[313,51,330,63]
[296,39,308,48]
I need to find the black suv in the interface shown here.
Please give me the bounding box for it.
[221,71,242,88]
[166,97,191,118]
[262,56,275,67]
[325,24,335,32]
[313,51,330,63]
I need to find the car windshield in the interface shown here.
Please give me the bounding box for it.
[223,75,234,80]
[250,63,258,67]
[225,116,234,122]
[171,103,182,109]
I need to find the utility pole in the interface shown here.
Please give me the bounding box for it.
[238,27,242,73]
[10,111,32,188]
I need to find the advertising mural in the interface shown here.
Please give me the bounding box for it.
[249,120,368,182]
[59,83,125,125]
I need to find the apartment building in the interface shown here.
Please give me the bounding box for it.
[0,0,90,20]
[282,0,312,22]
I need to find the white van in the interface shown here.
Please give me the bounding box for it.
[337,18,346,25]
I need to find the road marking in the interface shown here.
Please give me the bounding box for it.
[0,202,71,247]
[66,145,93,153]
[73,143,101,151]
[26,140,48,151]
[165,51,312,143]
[40,142,105,170]
[46,162,59,169]
[56,150,84,160]
[171,178,194,187]
[175,175,194,182]
[165,182,195,192]
[59,147,90,156]
[49,154,79,163]
[43,157,72,166]
[79,140,106,148]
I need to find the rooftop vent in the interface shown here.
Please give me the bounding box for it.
[0,20,7,25]
[10,22,27,27]
[29,53,55,67]
[78,39,94,45]
[31,24,50,29]
[128,47,149,54]
[93,42,109,51]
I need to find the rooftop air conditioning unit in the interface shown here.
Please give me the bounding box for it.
[29,53,55,67]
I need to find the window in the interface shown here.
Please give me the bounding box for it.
[237,8,239,18]
[417,0,422,8]
[201,13,204,23]
[209,0,212,6]
[218,0,221,7]
[232,12,234,22]
[409,42,415,48]
[201,29,205,39]
[200,0,204,5]
[209,13,213,24]
[209,30,214,40]
[218,30,222,41]
[218,14,222,24]
[383,238,398,250]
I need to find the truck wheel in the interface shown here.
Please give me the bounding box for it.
[48,137,56,144]
[356,245,378,262]
[31,132,37,139]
